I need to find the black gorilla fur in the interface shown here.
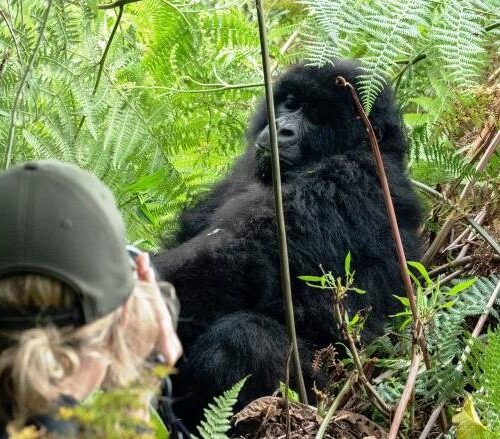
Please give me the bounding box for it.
[153,59,422,427]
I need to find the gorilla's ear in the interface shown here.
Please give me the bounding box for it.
[369,86,408,158]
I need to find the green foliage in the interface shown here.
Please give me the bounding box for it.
[392,261,476,330]
[0,0,301,248]
[303,0,500,192]
[304,0,499,108]
[462,327,500,436]
[279,382,300,403]
[196,375,249,439]
[374,275,500,408]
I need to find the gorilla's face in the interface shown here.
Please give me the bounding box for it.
[249,63,366,183]
[253,94,320,182]
[247,60,405,184]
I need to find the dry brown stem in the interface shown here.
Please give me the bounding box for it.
[389,348,422,439]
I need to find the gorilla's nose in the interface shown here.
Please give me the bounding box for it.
[277,124,298,146]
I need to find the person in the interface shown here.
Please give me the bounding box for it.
[0,160,183,437]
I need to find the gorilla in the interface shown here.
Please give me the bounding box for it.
[153,59,422,428]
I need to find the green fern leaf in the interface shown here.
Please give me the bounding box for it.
[432,0,488,88]
[196,376,249,439]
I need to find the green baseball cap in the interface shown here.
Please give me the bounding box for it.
[0,160,134,329]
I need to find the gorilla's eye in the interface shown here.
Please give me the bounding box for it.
[283,94,300,110]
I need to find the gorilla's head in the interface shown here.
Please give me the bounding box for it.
[246,59,407,183]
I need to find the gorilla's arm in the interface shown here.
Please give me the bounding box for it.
[175,151,257,243]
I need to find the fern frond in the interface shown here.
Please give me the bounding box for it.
[300,0,363,64]
[357,0,429,113]
[196,376,249,439]
[432,0,488,89]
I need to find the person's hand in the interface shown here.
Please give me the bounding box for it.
[135,253,183,366]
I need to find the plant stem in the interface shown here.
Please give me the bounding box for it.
[254,0,307,405]
[336,76,431,365]
[0,9,22,62]
[98,0,141,9]
[333,301,391,415]
[4,0,53,169]
[389,348,422,439]
[75,5,124,141]
[315,373,356,439]
[284,343,293,439]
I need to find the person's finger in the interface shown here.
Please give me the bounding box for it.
[156,300,183,365]
[136,253,156,282]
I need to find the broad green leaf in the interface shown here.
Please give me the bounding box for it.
[393,295,410,307]
[407,261,432,286]
[279,382,300,403]
[149,404,170,439]
[453,396,488,439]
[446,278,477,296]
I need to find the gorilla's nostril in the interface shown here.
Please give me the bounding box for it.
[279,128,295,138]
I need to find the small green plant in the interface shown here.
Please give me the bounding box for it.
[391,261,476,330]
[279,381,300,403]
[299,252,367,340]
[196,375,249,439]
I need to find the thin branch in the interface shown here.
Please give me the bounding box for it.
[315,373,357,439]
[4,0,53,169]
[336,76,432,368]
[419,278,500,439]
[414,179,500,260]
[98,0,140,9]
[393,52,427,90]
[389,348,422,439]
[0,9,22,62]
[75,5,124,140]
[255,0,307,404]
[427,256,500,278]
[284,344,293,439]
[271,29,300,72]
[133,82,265,94]
[93,6,123,94]
[466,217,500,256]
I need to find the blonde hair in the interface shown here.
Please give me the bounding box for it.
[0,274,158,424]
